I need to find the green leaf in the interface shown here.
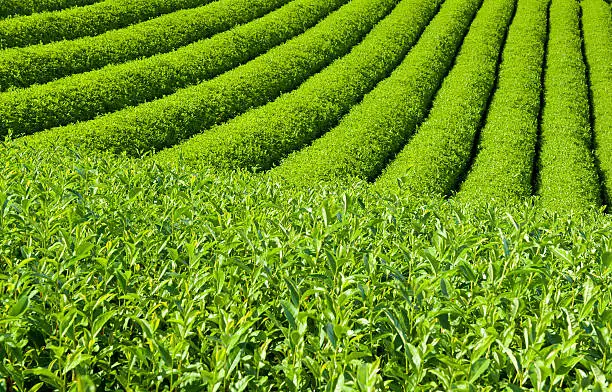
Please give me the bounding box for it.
[133,317,154,339]
[74,241,95,261]
[128,187,143,200]
[438,312,451,330]
[156,340,172,367]
[284,278,300,307]
[469,358,490,383]
[384,309,407,347]
[590,363,607,386]
[280,300,297,330]
[407,344,421,369]
[9,294,29,317]
[471,335,496,363]
[24,368,62,390]
[325,250,337,275]
[92,310,116,337]
[602,251,612,269]
[63,352,92,374]
[440,278,449,297]
[321,203,331,227]
[499,229,510,257]
[325,323,337,349]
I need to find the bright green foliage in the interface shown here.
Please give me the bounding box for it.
[2,0,612,389]
[275,0,507,185]
[0,0,99,18]
[0,0,289,91]
[155,0,449,172]
[375,0,514,197]
[0,143,611,390]
[0,0,342,136]
[537,0,601,213]
[25,0,398,153]
[0,0,212,49]
[458,0,548,204]
[582,0,612,205]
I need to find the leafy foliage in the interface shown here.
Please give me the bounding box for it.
[0,0,338,135]
[458,0,549,205]
[24,0,399,153]
[2,0,612,389]
[0,0,99,19]
[0,0,212,49]
[0,0,288,92]
[275,0,494,185]
[537,0,601,213]
[0,143,611,390]
[374,0,514,196]
[581,0,612,206]
[154,0,445,172]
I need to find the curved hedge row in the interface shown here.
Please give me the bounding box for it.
[0,0,343,136]
[457,0,549,204]
[537,0,601,213]
[374,0,514,196]
[0,0,212,49]
[0,0,288,91]
[582,0,612,205]
[0,0,99,18]
[274,0,506,185]
[154,0,449,172]
[24,0,399,153]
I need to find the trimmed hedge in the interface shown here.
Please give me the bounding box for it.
[0,0,212,49]
[373,0,514,196]
[457,0,549,204]
[536,0,601,213]
[0,0,289,91]
[582,0,612,205]
[0,0,343,135]
[154,0,449,172]
[274,0,508,185]
[0,0,99,18]
[24,0,399,153]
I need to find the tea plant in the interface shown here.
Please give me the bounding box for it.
[277,0,507,185]
[581,0,612,206]
[0,0,211,49]
[374,0,514,196]
[0,0,98,18]
[537,0,601,213]
[2,0,612,389]
[0,0,288,91]
[154,0,446,172]
[1,143,611,390]
[0,0,340,133]
[458,0,549,205]
[25,0,398,152]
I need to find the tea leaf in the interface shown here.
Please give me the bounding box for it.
[469,358,490,383]
[9,294,29,317]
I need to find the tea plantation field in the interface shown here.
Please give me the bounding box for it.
[1,0,612,390]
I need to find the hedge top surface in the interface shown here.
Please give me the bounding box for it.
[24,0,398,153]
[154,0,450,172]
[0,0,212,49]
